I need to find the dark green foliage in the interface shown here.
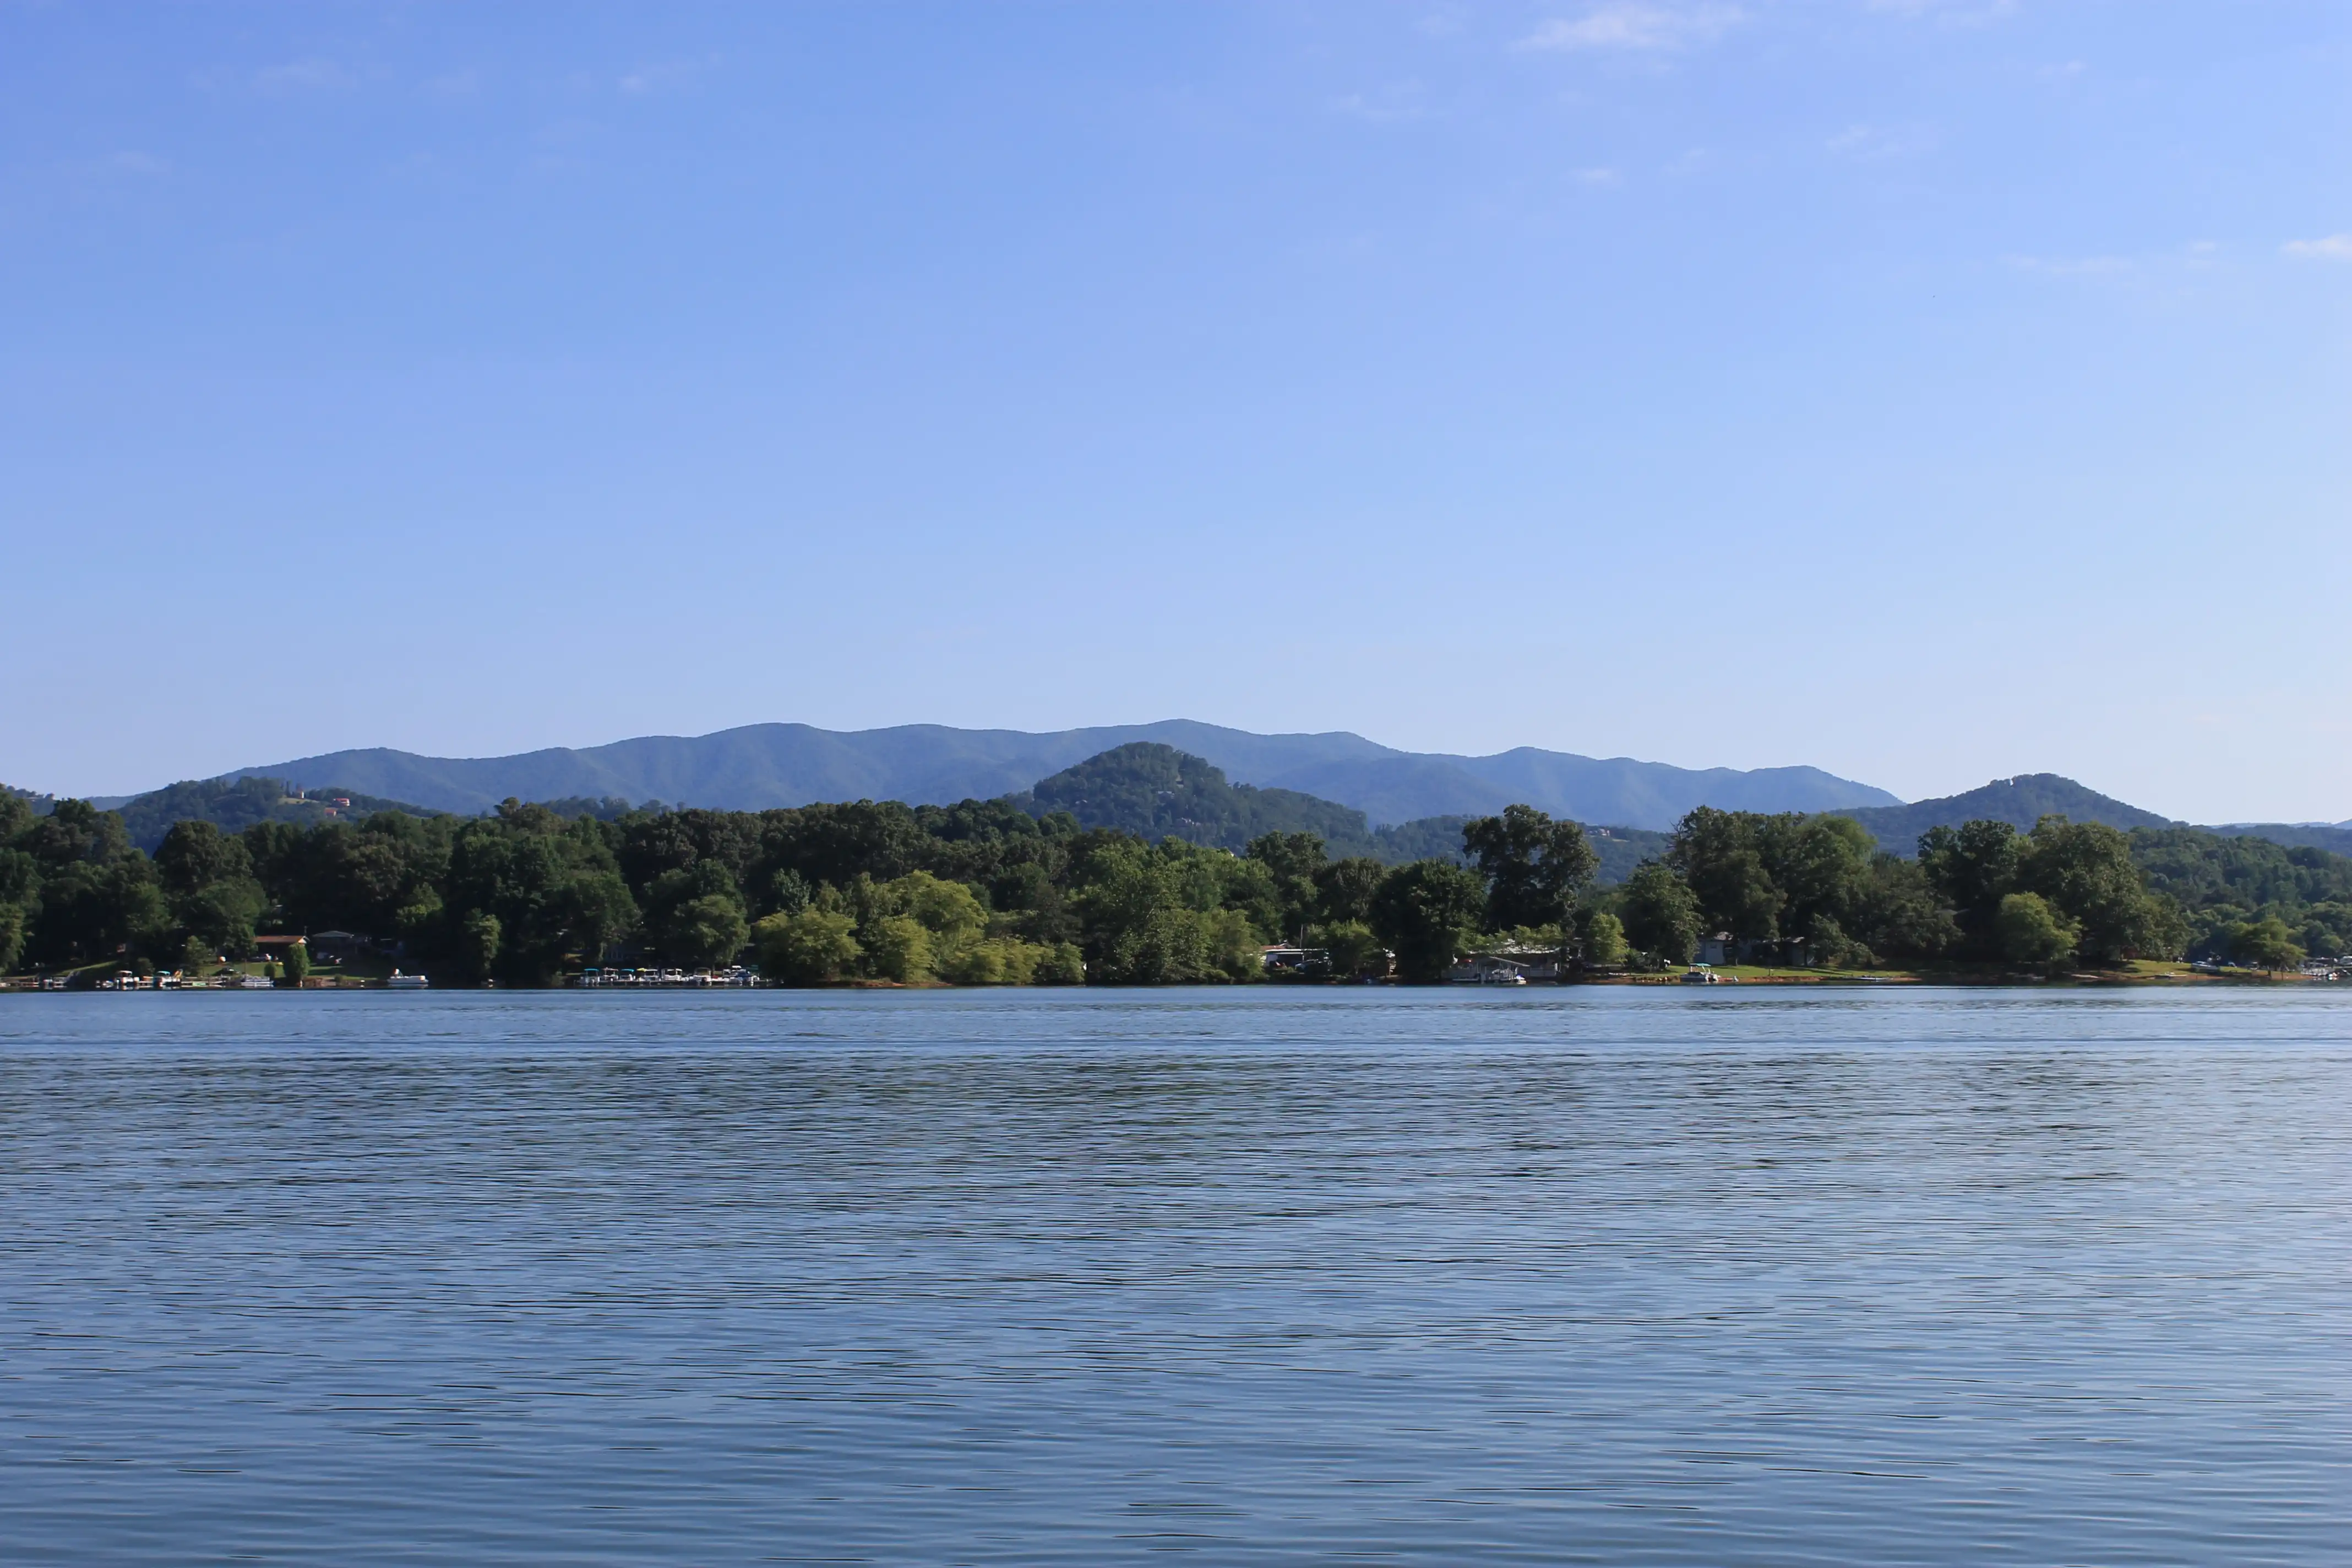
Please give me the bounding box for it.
[1463,805,1598,931]
[2128,827,2352,961]
[1314,856,1387,927]
[1849,854,1958,960]
[2227,916,2305,972]
[643,861,748,968]
[1918,815,2186,966]
[2200,823,2352,858]
[1020,743,1378,855]
[1368,859,1485,982]
[19,798,133,873]
[1919,820,2022,954]
[2014,819,2186,965]
[1584,825,1676,886]
[458,910,502,984]
[1618,862,1701,964]
[1072,836,1261,984]
[426,803,636,985]
[1669,808,1793,943]
[1245,831,1329,943]
[112,776,432,852]
[11,748,2301,988]
[1995,892,2076,970]
[1365,816,1475,865]
[1847,774,2174,855]
[1577,907,1629,967]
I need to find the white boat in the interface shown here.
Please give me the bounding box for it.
[1679,966,1719,985]
[385,971,430,989]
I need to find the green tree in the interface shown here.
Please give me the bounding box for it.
[1765,815,1876,942]
[279,939,311,987]
[1994,892,2076,971]
[2229,916,2304,973]
[663,895,751,970]
[1071,839,1222,984]
[1033,941,1087,984]
[24,858,171,970]
[458,910,502,984]
[1577,907,1630,967]
[1368,859,1485,982]
[1850,853,1958,961]
[156,820,253,896]
[1200,907,1265,982]
[19,799,133,874]
[1314,857,1388,927]
[174,879,265,960]
[644,861,749,968]
[752,908,861,984]
[1319,919,1387,979]
[2017,816,2185,965]
[863,913,934,983]
[1463,805,1599,932]
[1618,862,1701,965]
[885,870,988,965]
[564,870,639,966]
[1244,831,1328,941]
[1669,808,1781,942]
[1919,819,2022,955]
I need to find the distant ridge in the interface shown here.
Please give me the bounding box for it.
[214,720,1902,831]
[2204,821,2352,858]
[1843,774,2176,855]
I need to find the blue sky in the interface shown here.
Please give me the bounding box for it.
[3,1,2347,821]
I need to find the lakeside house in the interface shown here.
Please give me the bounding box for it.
[1446,954,1533,985]
[1698,933,1811,967]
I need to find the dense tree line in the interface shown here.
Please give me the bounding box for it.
[1602,808,2197,971]
[3,782,2337,985]
[0,786,1604,986]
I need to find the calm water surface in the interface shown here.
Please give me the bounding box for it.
[2,988,2347,1565]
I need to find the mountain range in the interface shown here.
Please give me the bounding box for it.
[210,720,1899,831]
[1843,775,2352,859]
[37,738,2352,875]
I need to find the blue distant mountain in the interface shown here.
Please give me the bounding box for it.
[218,720,1902,830]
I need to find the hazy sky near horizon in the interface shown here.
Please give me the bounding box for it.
[3,2,2348,820]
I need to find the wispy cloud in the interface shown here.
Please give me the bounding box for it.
[254,57,354,94]
[1865,0,2016,19]
[2005,242,2227,281]
[1827,122,1936,160]
[2283,235,2352,262]
[423,68,483,100]
[2004,253,2133,278]
[619,57,718,97]
[1331,80,1430,123]
[1517,4,1743,52]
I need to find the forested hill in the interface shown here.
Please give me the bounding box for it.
[1015,744,1368,852]
[1844,775,2176,854]
[1001,744,1452,864]
[211,720,1900,828]
[1009,746,1679,875]
[2205,822,2352,858]
[110,777,432,853]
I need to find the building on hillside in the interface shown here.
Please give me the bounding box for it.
[309,931,363,963]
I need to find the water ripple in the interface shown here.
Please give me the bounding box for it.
[2,988,2348,1564]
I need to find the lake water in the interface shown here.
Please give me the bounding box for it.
[2,988,2347,1565]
